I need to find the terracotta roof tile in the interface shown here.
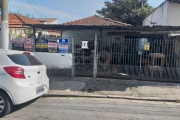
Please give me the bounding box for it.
[34,18,57,22]
[11,14,42,24]
[0,14,42,28]
[62,15,131,26]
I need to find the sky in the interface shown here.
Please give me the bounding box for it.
[8,0,165,24]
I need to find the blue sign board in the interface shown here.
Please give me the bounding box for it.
[59,39,68,53]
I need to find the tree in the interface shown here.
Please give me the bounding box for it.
[37,32,42,40]
[97,0,154,26]
[9,11,34,18]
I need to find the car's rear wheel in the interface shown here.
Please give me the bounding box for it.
[0,91,13,118]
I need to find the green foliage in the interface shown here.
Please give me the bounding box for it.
[37,32,42,40]
[17,33,23,38]
[24,27,33,38]
[97,0,154,25]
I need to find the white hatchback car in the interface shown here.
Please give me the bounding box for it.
[0,50,49,117]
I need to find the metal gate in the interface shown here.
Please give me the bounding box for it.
[71,37,95,77]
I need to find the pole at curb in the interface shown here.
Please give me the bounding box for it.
[71,37,75,77]
[1,0,9,49]
[93,33,98,78]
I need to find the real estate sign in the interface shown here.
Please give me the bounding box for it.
[12,38,24,49]
[59,38,68,53]
[48,41,58,53]
[36,39,48,49]
[24,38,33,49]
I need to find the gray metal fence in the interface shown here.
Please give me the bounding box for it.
[69,37,180,82]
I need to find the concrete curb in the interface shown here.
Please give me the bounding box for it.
[42,93,180,103]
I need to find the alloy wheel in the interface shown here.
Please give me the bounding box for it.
[0,96,5,113]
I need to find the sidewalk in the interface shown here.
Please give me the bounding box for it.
[46,77,180,102]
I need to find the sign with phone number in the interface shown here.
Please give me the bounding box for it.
[48,42,58,48]
[59,39,68,53]
[36,44,48,48]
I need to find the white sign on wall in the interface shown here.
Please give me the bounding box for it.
[81,41,89,49]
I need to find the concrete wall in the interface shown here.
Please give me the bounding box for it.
[143,1,168,26]
[166,2,180,26]
[62,30,100,38]
[34,52,72,68]
[62,30,100,49]
[34,52,72,77]
[62,30,124,48]
[62,30,124,39]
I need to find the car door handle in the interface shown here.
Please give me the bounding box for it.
[37,71,40,74]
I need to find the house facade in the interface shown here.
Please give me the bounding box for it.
[58,14,180,81]
[23,13,180,81]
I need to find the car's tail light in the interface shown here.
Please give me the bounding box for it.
[3,66,25,79]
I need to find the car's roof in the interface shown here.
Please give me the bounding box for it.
[0,49,33,55]
[0,49,21,52]
[0,49,23,53]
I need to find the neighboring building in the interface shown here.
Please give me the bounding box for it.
[0,14,42,39]
[0,14,60,40]
[34,18,58,24]
[34,18,60,38]
[143,0,180,26]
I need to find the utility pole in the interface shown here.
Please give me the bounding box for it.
[1,0,9,49]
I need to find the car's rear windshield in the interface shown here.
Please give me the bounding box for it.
[7,54,43,66]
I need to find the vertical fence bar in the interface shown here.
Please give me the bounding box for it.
[96,37,98,74]
[139,49,142,78]
[93,33,98,78]
[71,37,75,77]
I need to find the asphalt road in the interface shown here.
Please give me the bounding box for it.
[3,97,180,120]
